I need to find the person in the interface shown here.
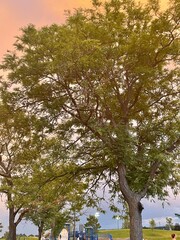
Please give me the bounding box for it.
[171,234,176,240]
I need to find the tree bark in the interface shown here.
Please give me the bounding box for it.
[128,200,143,240]
[38,221,44,240]
[9,207,16,240]
[117,164,144,240]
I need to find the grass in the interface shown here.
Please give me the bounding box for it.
[0,238,37,240]
[1,229,179,240]
[99,229,180,240]
[99,229,130,238]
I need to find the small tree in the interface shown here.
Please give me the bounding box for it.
[166,217,173,230]
[3,231,9,240]
[84,215,101,233]
[0,222,3,232]
[122,202,130,229]
[113,202,130,229]
[174,223,180,231]
[149,219,156,230]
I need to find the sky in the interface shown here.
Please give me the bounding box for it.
[0,192,180,237]
[0,0,92,61]
[0,0,179,237]
[0,0,169,61]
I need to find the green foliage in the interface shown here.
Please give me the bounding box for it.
[0,0,179,239]
[121,203,130,229]
[0,222,2,233]
[166,217,174,230]
[149,219,156,230]
[2,231,9,240]
[84,215,101,233]
[1,0,179,199]
[0,103,45,238]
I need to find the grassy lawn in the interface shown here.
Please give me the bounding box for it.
[1,229,179,240]
[99,229,130,238]
[1,237,44,240]
[99,229,180,240]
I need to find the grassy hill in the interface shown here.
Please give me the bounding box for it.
[99,229,180,240]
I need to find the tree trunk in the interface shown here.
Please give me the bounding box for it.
[128,200,143,240]
[9,207,16,240]
[117,164,145,240]
[38,221,44,240]
[73,211,76,240]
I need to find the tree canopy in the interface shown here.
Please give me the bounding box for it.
[0,102,93,239]
[84,215,101,233]
[0,0,179,239]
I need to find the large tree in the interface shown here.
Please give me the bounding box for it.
[0,0,179,239]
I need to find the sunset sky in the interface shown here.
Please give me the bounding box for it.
[0,0,93,60]
[0,0,179,237]
[0,0,169,60]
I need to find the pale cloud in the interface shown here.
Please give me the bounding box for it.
[142,192,180,227]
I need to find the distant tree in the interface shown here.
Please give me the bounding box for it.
[174,223,180,231]
[121,202,130,229]
[166,217,173,230]
[122,216,130,229]
[0,222,3,232]
[66,186,89,240]
[149,219,156,230]
[113,202,130,229]
[25,201,67,240]
[25,167,91,240]
[84,215,101,233]
[3,231,9,240]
